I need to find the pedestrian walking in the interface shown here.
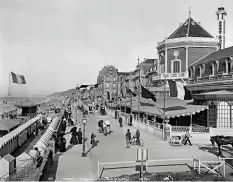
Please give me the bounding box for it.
[59,134,67,152]
[119,117,123,127]
[90,133,96,147]
[70,127,78,145]
[125,129,131,148]
[34,147,42,167]
[184,128,192,146]
[77,128,83,144]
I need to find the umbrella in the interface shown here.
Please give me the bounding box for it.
[104,120,111,125]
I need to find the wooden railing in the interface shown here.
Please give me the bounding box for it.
[148,120,163,130]
[192,126,209,133]
[172,125,209,133]
[172,126,190,132]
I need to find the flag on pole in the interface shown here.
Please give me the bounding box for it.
[168,80,192,100]
[126,88,136,97]
[107,91,111,100]
[11,72,26,84]
[141,86,157,102]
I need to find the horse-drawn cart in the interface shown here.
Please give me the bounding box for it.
[169,133,184,146]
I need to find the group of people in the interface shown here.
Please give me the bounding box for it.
[64,107,74,126]
[70,127,83,145]
[125,129,140,148]
[98,120,111,135]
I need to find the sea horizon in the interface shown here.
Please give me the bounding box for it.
[0,96,48,103]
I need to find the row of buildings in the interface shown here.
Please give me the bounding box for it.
[90,7,233,129]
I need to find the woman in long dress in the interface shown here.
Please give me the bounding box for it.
[59,134,67,152]
[70,127,78,145]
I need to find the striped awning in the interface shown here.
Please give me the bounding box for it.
[130,97,208,118]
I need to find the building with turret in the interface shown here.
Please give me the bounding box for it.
[152,11,219,97]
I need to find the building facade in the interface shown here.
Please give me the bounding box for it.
[186,46,233,128]
[152,15,219,98]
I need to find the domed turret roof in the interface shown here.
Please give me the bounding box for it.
[168,17,214,39]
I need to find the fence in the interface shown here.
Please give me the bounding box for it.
[193,156,225,177]
[98,156,227,179]
[172,125,209,133]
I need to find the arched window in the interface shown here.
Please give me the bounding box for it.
[217,101,230,128]
[171,59,181,73]
[199,66,202,77]
[211,64,214,76]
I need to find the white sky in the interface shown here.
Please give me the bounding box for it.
[0,0,232,96]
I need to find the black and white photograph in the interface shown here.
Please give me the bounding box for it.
[0,0,233,181]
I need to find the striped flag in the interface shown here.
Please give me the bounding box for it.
[168,80,192,100]
[11,72,26,84]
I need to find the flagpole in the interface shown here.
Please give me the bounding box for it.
[130,94,133,114]
[9,72,12,105]
[116,76,119,112]
[124,97,126,113]
[162,75,167,140]
[137,56,141,118]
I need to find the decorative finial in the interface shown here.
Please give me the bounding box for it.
[189,6,191,18]
[137,56,140,65]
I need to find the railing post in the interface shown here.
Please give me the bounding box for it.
[193,156,195,171]
[223,161,225,178]
[198,159,201,174]
[97,161,99,179]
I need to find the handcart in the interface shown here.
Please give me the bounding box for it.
[169,133,184,146]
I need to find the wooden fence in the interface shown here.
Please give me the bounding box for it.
[98,156,226,179]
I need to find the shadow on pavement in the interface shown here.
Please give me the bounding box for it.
[66,144,73,151]
[47,145,74,181]
[47,153,62,181]
[99,163,193,179]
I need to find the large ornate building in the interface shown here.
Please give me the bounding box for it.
[153,13,219,97]
[97,65,118,101]
[186,46,233,128]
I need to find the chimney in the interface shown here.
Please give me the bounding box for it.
[216,7,227,49]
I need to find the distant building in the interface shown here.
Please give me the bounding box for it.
[96,65,118,101]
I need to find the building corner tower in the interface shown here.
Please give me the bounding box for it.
[216,7,227,49]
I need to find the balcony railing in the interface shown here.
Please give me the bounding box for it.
[188,73,233,85]
[152,72,189,81]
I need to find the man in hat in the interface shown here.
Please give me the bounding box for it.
[125,129,131,148]
[77,128,83,144]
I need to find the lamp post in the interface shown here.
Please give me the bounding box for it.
[82,117,87,157]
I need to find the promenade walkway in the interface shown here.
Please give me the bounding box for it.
[51,107,233,181]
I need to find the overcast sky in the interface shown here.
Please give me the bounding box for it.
[0,0,232,97]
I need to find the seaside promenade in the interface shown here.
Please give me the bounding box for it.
[47,106,233,181]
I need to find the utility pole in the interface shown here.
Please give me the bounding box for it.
[116,75,119,112]
[137,56,141,118]
[162,74,167,140]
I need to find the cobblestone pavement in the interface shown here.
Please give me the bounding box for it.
[54,108,233,180]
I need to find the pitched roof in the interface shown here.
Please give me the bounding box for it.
[190,46,233,66]
[14,99,38,108]
[0,119,20,131]
[168,17,214,39]
[143,59,157,64]
[117,72,130,76]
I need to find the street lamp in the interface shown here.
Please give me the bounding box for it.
[82,117,87,157]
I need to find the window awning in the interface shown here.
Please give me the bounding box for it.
[130,97,208,118]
